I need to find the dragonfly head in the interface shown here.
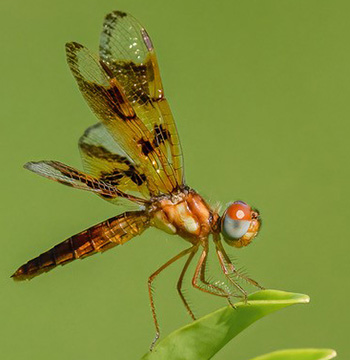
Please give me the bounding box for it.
[221,201,261,248]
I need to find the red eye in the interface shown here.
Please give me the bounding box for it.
[227,201,252,221]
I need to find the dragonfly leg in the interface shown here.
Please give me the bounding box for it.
[192,243,233,301]
[234,269,265,290]
[148,246,194,351]
[213,234,264,301]
[176,247,198,321]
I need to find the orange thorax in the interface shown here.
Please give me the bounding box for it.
[150,191,213,241]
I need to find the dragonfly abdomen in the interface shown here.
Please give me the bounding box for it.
[12,211,149,280]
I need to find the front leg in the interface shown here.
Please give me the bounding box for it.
[191,242,237,308]
[214,234,264,295]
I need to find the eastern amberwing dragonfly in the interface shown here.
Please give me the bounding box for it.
[12,10,263,348]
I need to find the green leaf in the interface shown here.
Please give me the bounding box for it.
[141,289,310,360]
[248,348,337,360]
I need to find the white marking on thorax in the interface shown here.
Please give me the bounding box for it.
[152,211,177,234]
[176,202,199,234]
[183,217,199,234]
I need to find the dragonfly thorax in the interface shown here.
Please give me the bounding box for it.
[150,189,214,242]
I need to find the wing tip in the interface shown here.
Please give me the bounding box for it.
[102,10,133,34]
[23,161,38,171]
[105,10,128,21]
[24,161,48,171]
[24,161,59,177]
[65,41,85,56]
[78,123,101,145]
[113,10,128,18]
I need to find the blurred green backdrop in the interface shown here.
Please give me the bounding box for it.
[1,0,348,359]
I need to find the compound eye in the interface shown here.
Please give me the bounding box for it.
[227,201,252,221]
[222,201,252,240]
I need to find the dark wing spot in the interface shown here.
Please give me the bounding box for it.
[79,58,136,122]
[80,143,131,164]
[107,61,152,105]
[138,139,154,156]
[101,166,146,187]
[81,81,135,121]
[104,11,127,28]
[153,124,170,147]
[113,10,127,18]
[100,170,124,186]
[124,166,147,185]
[137,125,170,157]
[65,42,84,54]
[106,85,136,121]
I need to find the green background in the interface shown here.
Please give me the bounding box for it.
[1,0,348,359]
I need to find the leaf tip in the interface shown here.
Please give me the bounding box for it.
[300,294,310,304]
[328,349,337,359]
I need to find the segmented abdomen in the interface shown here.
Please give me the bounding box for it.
[12,211,149,281]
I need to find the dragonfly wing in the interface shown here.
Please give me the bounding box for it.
[100,10,185,190]
[79,123,151,202]
[66,11,184,196]
[24,160,146,204]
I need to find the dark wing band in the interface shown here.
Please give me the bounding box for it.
[24,160,147,205]
[79,123,151,201]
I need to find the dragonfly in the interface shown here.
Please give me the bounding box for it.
[12,10,263,348]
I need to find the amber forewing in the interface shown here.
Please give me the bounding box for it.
[66,11,184,196]
[99,11,184,188]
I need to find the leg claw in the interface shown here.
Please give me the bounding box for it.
[227,297,237,309]
[150,333,159,352]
